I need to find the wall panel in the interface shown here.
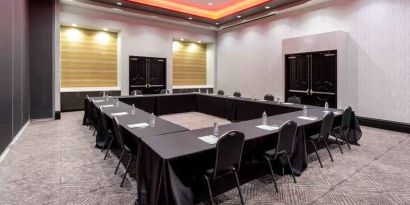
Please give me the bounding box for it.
[172,41,207,85]
[60,26,118,88]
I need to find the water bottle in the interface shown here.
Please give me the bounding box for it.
[103,91,106,98]
[206,89,209,95]
[325,101,329,111]
[303,105,308,116]
[262,111,267,125]
[115,98,119,107]
[150,113,156,127]
[213,120,219,136]
[277,97,280,103]
[131,104,136,115]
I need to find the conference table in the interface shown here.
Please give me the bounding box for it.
[84,93,361,205]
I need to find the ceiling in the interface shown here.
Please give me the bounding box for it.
[89,0,303,26]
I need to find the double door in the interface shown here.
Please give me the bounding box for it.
[285,50,337,107]
[129,56,166,94]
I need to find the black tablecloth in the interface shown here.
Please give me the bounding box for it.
[196,94,236,120]
[82,94,362,205]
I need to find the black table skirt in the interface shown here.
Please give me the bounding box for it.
[137,127,307,205]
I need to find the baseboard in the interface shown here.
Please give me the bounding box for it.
[357,116,410,134]
[0,121,30,163]
[55,111,61,120]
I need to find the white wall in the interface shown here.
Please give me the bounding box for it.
[217,0,410,123]
[60,4,216,95]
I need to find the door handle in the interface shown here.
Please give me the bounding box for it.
[289,89,309,94]
[311,90,335,95]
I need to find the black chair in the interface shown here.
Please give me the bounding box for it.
[263,121,298,193]
[217,90,224,95]
[287,96,301,104]
[307,112,335,168]
[203,131,245,205]
[160,89,169,94]
[264,94,275,101]
[131,90,142,96]
[91,103,101,136]
[331,106,353,154]
[98,108,114,153]
[112,117,138,187]
[233,91,241,97]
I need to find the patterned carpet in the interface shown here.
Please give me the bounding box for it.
[0,111,409,205]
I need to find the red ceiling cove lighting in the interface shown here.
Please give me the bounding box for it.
[126,0,271,20]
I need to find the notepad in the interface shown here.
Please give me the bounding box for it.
[198,135,219,145]
[297,116,318,121]
[128,123,150,128]
[257,99,267,102]
[227,95,236,98]
[111,112,128,116]
[93,100,105,103]
[282,102,294,105]
[100,104,114,108]
[256,124,280,131]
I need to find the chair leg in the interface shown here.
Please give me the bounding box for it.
[233,169,245,205]
[101,135,110,152]
[264,156,278,192]
[323,139,334,162]
[285,154,297,184]
[104,137,114,160]
[115,151,124,174]
[309,140,323,168]
[204,175,214,205]
[121,155,133,187]
[335,135,344,154]
[342,133,351,150]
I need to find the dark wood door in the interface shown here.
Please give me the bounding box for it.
[285,53,313,105]
[129,56,147,88]
[310,51,337,107]
[285,50,337,108]
[129,56,166,95]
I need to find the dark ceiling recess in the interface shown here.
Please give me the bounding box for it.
[89,0,304,26]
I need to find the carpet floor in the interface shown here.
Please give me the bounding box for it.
[0,111,409,205]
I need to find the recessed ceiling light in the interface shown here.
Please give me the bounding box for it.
[116,2,122,5]
[103,28,108,31]
[237,15,242,18]
[71,24,77,27]
[208,2,213,6]
[180,38,184,41]
[265,6,270,9]
[188,17,193,20]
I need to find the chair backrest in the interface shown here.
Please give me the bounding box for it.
[275,121,298,158]
[213,131,245,179]
[320,112,335,139]
[340,106,352,134]
[233,91,241,97]
[112,116,126,152]
[287,96,301,104]
[160,89,169,94]
[98,108,109,136]
[92,104,101,127]
[131,90,142,95]
[217,90,224,95]
[264,94,275,101]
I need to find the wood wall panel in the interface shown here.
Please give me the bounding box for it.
[60,26,117,88]
[172,41,206,85]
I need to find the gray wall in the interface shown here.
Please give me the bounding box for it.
[0,0,29,153]
[217,0,410,123]
[29,0,55,119]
